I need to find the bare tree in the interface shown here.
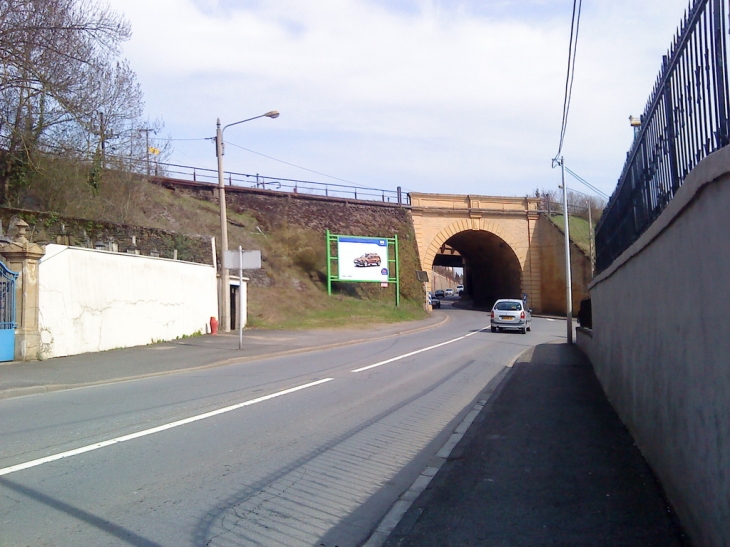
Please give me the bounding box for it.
[0,0,147,204]
[534,187,606,223]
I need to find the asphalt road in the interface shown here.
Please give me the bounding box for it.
[0,309,565,546]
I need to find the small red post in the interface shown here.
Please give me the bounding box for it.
[210,316,218,335]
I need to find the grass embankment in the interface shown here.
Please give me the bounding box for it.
[9,162,427,330]
[547,214,594,255]
[131,186,428,329]
[248,293,426,330]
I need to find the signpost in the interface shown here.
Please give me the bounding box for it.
[223,248,262,349]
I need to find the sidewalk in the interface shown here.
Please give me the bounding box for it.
[0,313,447,400]
[381,342,691,547]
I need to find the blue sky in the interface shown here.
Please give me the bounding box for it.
[105,0,692,199]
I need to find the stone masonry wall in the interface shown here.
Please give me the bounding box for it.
[174,183,414,238]
[0,207,214,264]
[160,182,424,299]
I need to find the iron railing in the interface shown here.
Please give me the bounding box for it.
[153,162,410,206]
[595,0,730,273]
[0,261,17,330]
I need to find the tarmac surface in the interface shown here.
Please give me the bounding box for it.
[0,314,447,400]
[380,342,691,547]
[0,313,691,546]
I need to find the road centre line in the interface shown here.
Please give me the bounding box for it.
[351,327,490,373]
[0,378,334,477]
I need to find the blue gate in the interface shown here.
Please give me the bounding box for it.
[0,261,18,362]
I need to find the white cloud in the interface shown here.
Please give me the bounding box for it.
[105,0,693,198]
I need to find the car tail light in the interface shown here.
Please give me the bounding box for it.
[491,310,494,318]
[520,311,525,320]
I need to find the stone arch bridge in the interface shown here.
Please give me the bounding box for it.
[410,192,590,315]
[146,175,587,315]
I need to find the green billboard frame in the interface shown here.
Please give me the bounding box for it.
[326,230,400,306]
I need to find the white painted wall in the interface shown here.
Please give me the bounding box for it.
[578,146,730,547]
[38,244,217,358]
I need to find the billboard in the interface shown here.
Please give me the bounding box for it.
[337,236,389,282]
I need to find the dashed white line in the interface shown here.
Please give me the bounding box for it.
[0,378,334,477]
[351,327,489,373]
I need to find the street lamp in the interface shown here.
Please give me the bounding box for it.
[216,110,279,332]
[629,114,642,138]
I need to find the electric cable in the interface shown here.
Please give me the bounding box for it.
[225,140,366,188]
[564,166,610,199]
[555,0,583,158]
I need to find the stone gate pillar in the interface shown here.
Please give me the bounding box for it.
[0,220,45,361]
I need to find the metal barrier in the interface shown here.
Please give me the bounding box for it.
[595,0,730,273]
[155,162,410,206]
[0,140,409,206]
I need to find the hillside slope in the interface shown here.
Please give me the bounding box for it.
[1,172,426,329]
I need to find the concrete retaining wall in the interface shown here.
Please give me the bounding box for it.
[578,146,730,547]
[38,244,217,358]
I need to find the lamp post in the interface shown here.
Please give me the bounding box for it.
[216,111,279,332]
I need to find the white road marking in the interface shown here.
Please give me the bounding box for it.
[351,327,489,373]
[0,378,334,477]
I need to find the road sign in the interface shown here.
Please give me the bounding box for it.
[223,249,261,270]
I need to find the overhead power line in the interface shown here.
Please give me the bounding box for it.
[225,140,367,188]
[564,166,610,199]
[555,0,583,159]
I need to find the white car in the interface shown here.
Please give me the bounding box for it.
[445,288,454,296]
[491,299,532,334]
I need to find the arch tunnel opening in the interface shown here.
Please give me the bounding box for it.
[432,230,522,308]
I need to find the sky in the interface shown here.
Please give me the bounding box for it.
[103,0,694,200]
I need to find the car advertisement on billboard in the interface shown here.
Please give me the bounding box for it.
[337,236,389,282]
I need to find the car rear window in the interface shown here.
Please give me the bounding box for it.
[495,302,521,311]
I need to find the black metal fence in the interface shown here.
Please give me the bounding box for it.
[154,162,409,206]
[595,0,730,273]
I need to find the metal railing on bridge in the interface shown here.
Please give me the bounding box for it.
[154,162,410,206]
[595,0,730,273]
[0,138,409,207]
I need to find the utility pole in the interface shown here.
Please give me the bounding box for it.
[138,128,155,176]
[587,199,595,276]
[99,112,106,169]
[560,157,574,344]
[216,118,230,333]
[129,125,134,171]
